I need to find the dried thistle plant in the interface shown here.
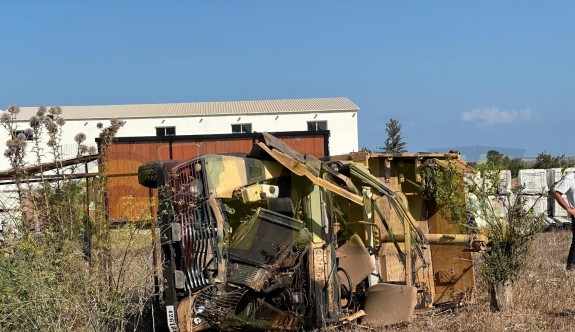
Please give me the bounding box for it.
[0,106,151,331]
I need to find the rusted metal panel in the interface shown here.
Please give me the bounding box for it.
[107,141,170,175]
[336,234,375,287]
[172,139,254,160]
[325,153,475,307]
[104,133,327,222]
[428,201,476,304]
[275,135,327,157]
[105,142,169,222]
[374,195,406,282]
[378,244,406,282]
[362,283,417,327]
[107,175,154,222]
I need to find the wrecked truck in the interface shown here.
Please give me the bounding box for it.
[137,132,486,331]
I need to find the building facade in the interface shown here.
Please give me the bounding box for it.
[0,97,359,170]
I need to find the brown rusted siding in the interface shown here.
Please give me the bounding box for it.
[277,135,326,157]
[107,141,171,175]
[106,141,169,221]
[107,175,155,222]
[105,133,328,222]
[171,138,254,160]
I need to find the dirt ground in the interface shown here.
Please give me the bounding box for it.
[369,228,575,332]
[127,228,575,331]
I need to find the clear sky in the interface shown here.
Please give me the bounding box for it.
[1,1,574,159]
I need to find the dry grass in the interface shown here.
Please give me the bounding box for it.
[118,228,575,331]
[372,229,575,332]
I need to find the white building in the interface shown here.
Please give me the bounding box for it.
[0,97,359,170]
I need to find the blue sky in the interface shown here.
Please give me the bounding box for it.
[1,1,574,158]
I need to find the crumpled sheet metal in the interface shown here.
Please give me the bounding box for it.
[336,233,375,287]
[362,283,417,327]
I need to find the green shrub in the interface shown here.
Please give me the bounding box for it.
[0,106,154,331]
[421,159,543,302]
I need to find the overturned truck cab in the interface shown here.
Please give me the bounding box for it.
[137,133,485,331]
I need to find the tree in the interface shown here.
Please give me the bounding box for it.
[532,152,554,169]
[532,151,574,169]
[486,150,509,166]
[507,158,526,178]
[483,150,526,178]
[380,118,407,154]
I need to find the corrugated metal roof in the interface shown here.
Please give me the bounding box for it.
[12,97,358,121]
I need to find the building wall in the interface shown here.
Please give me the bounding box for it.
[0,110,358,170]
[105,132,328,221]
[104,111,357,154]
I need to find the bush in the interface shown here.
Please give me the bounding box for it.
[422,159,544,311]
[0,106,154,331]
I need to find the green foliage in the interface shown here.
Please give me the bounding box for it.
[507,158,526,178]
[480,150,574,178]
[480,150,527,178]
[532,151,575,169]
[0,228,154,331]
[421,159,467,227]
[379,118,407,154]
[423,160,544,285]
[485,150,509,166]
[478,193,543,284]
[0,106,153,331]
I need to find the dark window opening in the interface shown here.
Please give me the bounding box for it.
[232,123,252,134]
[307,121,327,131]
[156,127,176,137]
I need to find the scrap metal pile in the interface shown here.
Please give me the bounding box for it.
[137,133,486,331]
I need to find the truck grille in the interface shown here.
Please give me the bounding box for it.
[170,159,219,291]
